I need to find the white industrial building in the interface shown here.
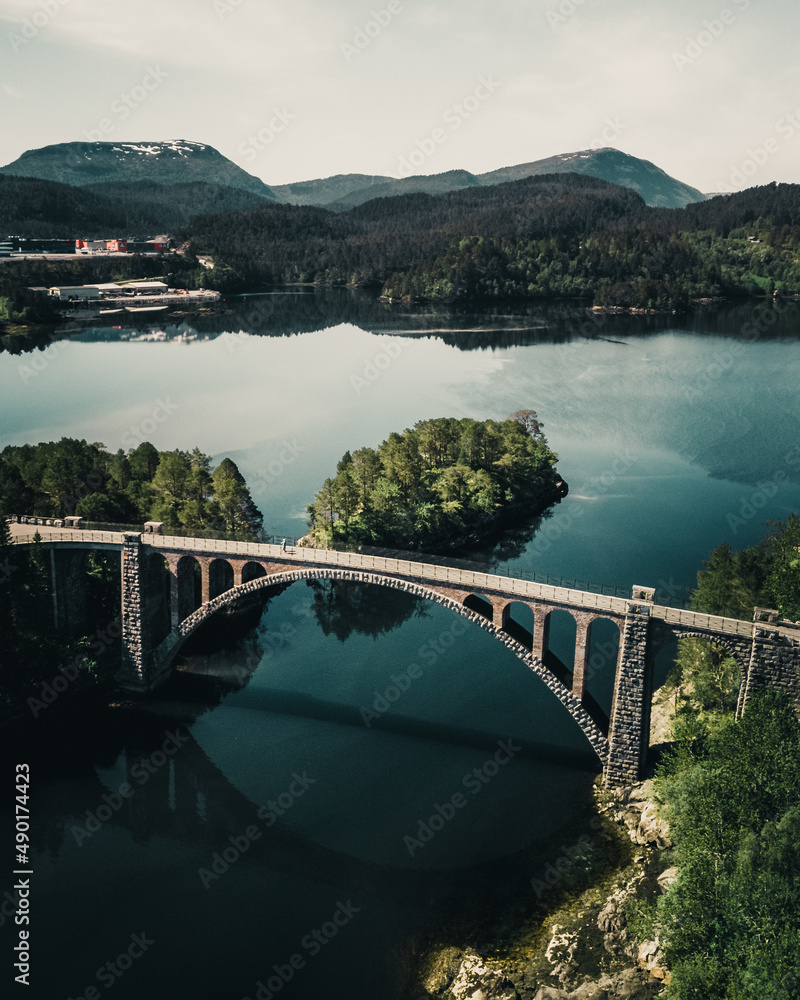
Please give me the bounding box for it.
[47,281,169,301]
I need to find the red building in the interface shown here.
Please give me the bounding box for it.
[74,237,170,253]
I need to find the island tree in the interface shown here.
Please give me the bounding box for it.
[306,415,565,551]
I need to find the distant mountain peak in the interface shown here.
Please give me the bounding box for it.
[478,148,706,209]
[0,139,276,201]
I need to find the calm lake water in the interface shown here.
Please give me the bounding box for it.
[1,292,799,999]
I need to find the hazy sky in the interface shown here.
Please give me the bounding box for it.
[0,0,798,193]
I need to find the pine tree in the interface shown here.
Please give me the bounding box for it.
[211,458,263,540]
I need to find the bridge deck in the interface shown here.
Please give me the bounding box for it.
[10,528,799,643]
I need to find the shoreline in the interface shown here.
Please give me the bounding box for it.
[407,690,679,999]
[407,780,672,1000]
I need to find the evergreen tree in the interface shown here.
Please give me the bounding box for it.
[211,458,263,539]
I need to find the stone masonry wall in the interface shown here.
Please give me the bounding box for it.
[119,534,149,692]
[605,602,652,785]
[741,615,800,715]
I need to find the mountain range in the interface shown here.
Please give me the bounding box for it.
[0,140,707,226]
[271,148,706,211]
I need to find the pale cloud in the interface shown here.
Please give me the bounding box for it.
[0,0,797,191]
[3,0,338,75]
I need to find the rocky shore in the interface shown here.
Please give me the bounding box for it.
[413,779,674,1000]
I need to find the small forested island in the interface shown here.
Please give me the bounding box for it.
[305,412,567,551]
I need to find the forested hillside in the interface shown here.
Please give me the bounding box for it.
[179,177,800,309]
[179,174,646,287]
[0,174,131,237]
[0,173,271,236]
[0,438,263,540]
[4,170,799,310]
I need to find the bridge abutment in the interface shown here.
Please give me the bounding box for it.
[119,534,150,691]
[605,598,653,785]
[739,608,800,716]
[119,533,172,692]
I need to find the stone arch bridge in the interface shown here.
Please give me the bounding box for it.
[10,523,800,785]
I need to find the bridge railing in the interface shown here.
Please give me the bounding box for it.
[63,521,270,543]
[8,518,688,606]
[652,605,773,640]
[263,535,654,603]
[20,527,795,640]
[493,565,647,602]
[145,534,633,615]
[10,530,126,548]
[7,515,269,545]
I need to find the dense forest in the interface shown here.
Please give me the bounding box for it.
[0,439,264,711]
[626,514,800,999]
[4,174,800,313]
[640,690,800,1000]
[0,438,263,539]
[179,174,647,288]
[0,173,270,237]
[688,513,800,623]
[305,412,565,551]
[176,176,800,308]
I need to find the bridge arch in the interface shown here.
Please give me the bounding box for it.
[242,562,268,584]
[584,617,622,718]
[177,555,203,620]
[502,601,535,651]
[144,550,171,645]
[546,608,578,680]
[153,568,610,766]
[672,630,750,673]
[209,558,235,601]
[649,624,751,678]
[463,592,495,621]
[645,624,753,729]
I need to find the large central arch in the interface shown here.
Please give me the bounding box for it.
[152,567,610,767]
